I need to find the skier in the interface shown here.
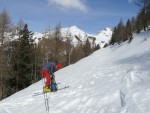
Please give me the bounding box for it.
[41,60,62,92]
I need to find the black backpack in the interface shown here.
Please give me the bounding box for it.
[50,76,58,92]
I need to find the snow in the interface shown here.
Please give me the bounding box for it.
[1,26,112,48]
[95,27,112,48]
[32,26,112,47]
[0,31,150,113]
[33,32,44,43]
[60,26,112,47]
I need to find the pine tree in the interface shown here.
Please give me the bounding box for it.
[135,0,150,30]
[126,19,133,43]
[95,44,100,50]
[136,13,142,33]
[117,19,126,43]
[110,27,117,45]
[70,48,78,64]
[11,24,34,91]
[140,9,148,31]
[103,43,108,48]
[147,5,150,27]
[8,41,19,94]
[131,17,136,32]
[84,38,91,57]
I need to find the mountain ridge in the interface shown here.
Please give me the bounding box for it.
[33,26,113,48]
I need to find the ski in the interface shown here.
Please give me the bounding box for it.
[58,86,69,90]
[32,86,69,97]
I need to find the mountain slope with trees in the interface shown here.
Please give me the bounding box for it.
[0,0,150,100]
[0,29,150,113]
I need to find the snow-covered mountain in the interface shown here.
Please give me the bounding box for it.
[33,26,113,48]
[2,26,112,48]
[61,26,90,41]
[95,27,113,48]
[0,30,150,113]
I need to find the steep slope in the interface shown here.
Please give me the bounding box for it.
[0,31,150,113]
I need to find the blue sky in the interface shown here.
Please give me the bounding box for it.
[0,0,139,34]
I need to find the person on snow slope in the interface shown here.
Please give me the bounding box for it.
[41,60,62,92]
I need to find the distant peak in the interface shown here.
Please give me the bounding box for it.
[69,25,79,29]
[103,27,112,31]
[97,27,112,34]
[105,27,110,30]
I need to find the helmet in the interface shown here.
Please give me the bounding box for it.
[56,63,62,69]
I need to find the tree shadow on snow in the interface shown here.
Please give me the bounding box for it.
[115,52,150,72]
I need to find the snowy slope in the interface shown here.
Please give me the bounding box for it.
[0,31,150,113]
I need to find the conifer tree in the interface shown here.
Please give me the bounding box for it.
[70,48,78,64]
[110,27,117,45]
[95,44,100,50]
[136,13,142,33]
[135,0,150,30]
[11,24,34,91]
[103,43,108,48]
[84,38,91,57]
[126,19,133,43]
[131,17,137,32]
[117,19,126,42]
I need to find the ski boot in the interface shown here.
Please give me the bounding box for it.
[44,87,51,93]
